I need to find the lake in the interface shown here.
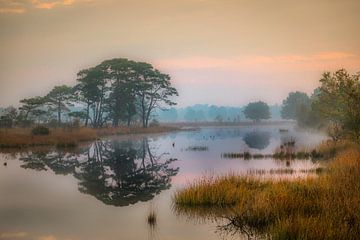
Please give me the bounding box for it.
[0,124,326,240]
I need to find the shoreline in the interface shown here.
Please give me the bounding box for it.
[0,121,294,149]
[0,125,183,149]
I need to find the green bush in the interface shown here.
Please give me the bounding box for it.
[31,126,50,135]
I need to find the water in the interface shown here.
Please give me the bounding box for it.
[0,124,326,240]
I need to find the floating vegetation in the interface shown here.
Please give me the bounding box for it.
[221,150,324,160]
[186,146,209,151]
[247,167,325,175]
[273,150,324,160]
[279,128,289,132]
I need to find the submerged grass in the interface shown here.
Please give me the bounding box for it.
[0,126,179,149]
[174,142,360,239]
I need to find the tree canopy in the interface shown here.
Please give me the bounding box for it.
[281,91,311,120]
[243,101,271,122]
[75,58,178,128]
[313,69,360,141]
[4,58,178,128]
[45,85,74,126]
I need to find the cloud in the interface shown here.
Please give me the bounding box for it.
[0,0,89,13]
[0,7,26,13]
[37,235,57,240]
[0,0,28,14]
[155,52,360,72]
[31,0,81,9]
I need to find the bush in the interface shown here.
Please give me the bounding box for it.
[31,126,50,135]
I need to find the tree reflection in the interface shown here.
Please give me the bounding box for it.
[20,150,78,174]
[19,138,179,206]
[173,206,266,240]
[243,131,270,150]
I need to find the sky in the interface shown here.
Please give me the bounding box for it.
[0,0,359,107]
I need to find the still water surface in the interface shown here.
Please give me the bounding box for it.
[0,125,326,240]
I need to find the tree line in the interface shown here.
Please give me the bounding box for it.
[0,58,178,128]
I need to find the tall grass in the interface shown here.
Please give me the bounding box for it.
[173,143,360,239]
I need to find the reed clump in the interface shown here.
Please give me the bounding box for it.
[174,143,360,239]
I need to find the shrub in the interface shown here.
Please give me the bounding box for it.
[31,126,50,136]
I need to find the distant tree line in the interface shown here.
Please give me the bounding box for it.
[155,104,281,122]
[0,58,178,128]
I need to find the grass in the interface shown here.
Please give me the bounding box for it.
[173,142,360,239]
[0,126,179,149]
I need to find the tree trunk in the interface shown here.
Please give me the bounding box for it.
[141,97,146,128]
[58,100,61,127]
[85,102,90,127]
[145,113,150,128]
[113,117,119,127]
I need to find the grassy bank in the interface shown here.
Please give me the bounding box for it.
[174,142,360,239]
[0,126,179,148]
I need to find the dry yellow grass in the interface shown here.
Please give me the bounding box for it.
[174,143,360,239]
[0,126,178,148]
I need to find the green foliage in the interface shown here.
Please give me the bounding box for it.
[31,126,50,135]
[243,101,271,122]
[75,58,178,128]
[19,96,46,123]
[45,85,74,126]
[313,69,360,141]
[281,91,311,120]
[0,106,18,128]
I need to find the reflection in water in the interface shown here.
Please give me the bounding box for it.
[173,205,266,240]
[243,131,270,150]
[147,203,158,240]
[19,138,179,206]
[0,126,327,240]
